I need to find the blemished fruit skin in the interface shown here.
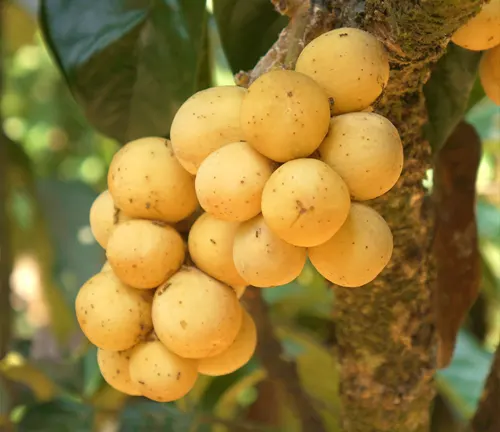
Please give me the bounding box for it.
[308,203,393,288]
[240,69,330,162]
[152,267,243,359]
[451,0,500,51]
[75,272,153,351]
[106,220,185,289]
[261,158,351,247]
[195,142,274,221]
[480,45,500,105]
[233,215,307,288]
[108,137,197,223]
[129,340,198,402]
[198,308,257,376]
[295,28,390,114]
[170,86,247,174]
[318,112,403,201]
[188,213,247,287]
[97,347,141,396]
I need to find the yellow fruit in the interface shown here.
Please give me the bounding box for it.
[129,340,198,402]
[295,28,390,114]
[75,272,153,350]
[233,215,307,287]
[97,347,141,396]
[318,112,403,201]
[452,0,500,51]
[480,45,500,105]
[195,142,274,221]
[170,86,247,174]
[152,267,242,359]
[308,203,393,288]
[198,308,257,376]
[240,69,330,162]
[101,261,112,272]
[188,213,246,287]
[261,159,350,247]
[108,137,197,223]
[232,285,247,299]
[106,220,184,289]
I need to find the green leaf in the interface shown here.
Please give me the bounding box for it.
[424,44,481,153]
[40,0,209,143]
[82,346,103,399]
[476,199,500,242]
[465,77,486,112]
[213,0,287,73]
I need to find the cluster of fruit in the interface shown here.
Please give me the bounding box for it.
[78,27,403,402]
[452,0,500,105]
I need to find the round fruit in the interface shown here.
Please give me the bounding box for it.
[261,158,351,247]
[108,137,197,223]
[188,213,246,287]
[129,340,198,402]
[106,220,184,289]
[101,261,112,272]
[75,272,153,350]
[233,215,307,287]
[479,45,500,105]
[89,190,130,248]
[170,86,247,174]
[152,267,242,359]
[318,112,403,201]
[198,308,257,376]
[195,142,274,221]
[308,203,393,288]
[232,285,247,299]
[240,69,330,162]
[97,347,141,396]
[451,0,500,51]
[295,28,390,114]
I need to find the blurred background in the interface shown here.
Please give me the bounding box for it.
[0,0,499,431]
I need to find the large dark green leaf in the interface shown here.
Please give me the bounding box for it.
[213,0,287,73]
[40,0,208,143]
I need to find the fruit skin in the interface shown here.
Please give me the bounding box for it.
[97,347,141,396]
[479,45,500,105]
[451,0,500,51]
[106,220,185,289]
[195,142,274,221]
[108,137,197,223]
[101,261,112,272]
[295,28,389,114]
[75,272,153,351]
[261,158,351,247]
[233,215,307,288]
[129,340,198,402]
[152,267,242,359]
[188,212,247,287]
[308,203,393,288]
[240,69,330,162]
[170,86,247,174]
[318,112,403,201]
[198,308,257,376]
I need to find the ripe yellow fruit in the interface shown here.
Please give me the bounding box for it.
[232,285,247,299]
[233,215,307,287]
[195,142,274,221]
[101,261,112,272]
[480,45,500,105]
[170,86,247,174]
[308,203,393,288]
[240,69,330,162]
[295,28,390,114]
[97,348,141,396]
[108,137,197,223]
[318,112,403,201]
[198,308,257,376]
[129,340,198,402]
[106,220,184,289]
[261,159,350,247]
[75,272,153,350]
[89,190,130,248]
[451,0,500,51]
[188,213,246,287]
[152,267,242,359]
